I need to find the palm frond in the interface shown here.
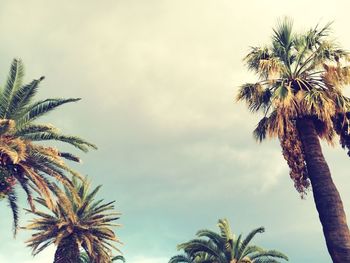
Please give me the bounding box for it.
[7,190,19,236]
[0,59,24,118]
[249,250,289,261]
[238,227,265,258]
[6,77,44,119]
[17,98,81,127]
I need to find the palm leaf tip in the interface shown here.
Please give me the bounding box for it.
[273,17,294,48]
[58,152,82,163]
[7,191,19,236]
[253,117,269,142]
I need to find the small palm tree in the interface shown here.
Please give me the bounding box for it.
[0,58,96,234]
[237,18,350,261]
[24,177,122,263]
[173,219,288,263]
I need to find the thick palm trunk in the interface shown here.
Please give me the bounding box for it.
[53,237,80,263]
[296,118,350,262]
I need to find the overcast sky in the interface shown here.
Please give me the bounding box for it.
[0,1,349,262]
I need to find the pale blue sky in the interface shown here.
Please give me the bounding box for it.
[0,1,349,262]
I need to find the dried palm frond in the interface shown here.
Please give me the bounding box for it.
[279,124,310,196]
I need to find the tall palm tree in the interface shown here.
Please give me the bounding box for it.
[24,177,122,263]
[173,219,288,263]
[0,58,96,234]
[237,18,350,261]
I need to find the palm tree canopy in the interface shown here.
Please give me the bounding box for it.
[237,18,350,194]
[0,58,96,233]
[174,219,288,263]
[24,177,122,262]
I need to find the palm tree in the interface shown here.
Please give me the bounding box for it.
[173,219,288,263]
[79,252,125,263]
[237,18,350,261]
[0,58,96,234]
[24,177,122,263]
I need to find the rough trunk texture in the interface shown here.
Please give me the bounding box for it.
[296,118,350,262]
[53,237,79,263]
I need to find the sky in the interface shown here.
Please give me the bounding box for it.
[0,0,350,262]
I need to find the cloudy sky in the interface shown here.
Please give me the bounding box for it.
[0,0,349,262]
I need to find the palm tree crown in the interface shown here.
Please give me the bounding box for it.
[173,218,288,263]
[24,177,122,263]
[0,58,96,233]
[237,18,350,195]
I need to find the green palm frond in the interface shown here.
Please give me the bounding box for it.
[217,218,234,242]
[253,117,270,142]
[245,47,271,74]
[253,259,282,263]
[111,255,125,262]
[196,229,225,248]
[6,77,44,120]
[0,59,25,118]
[272,17,294,51]
[7,190,19,235]
[169,254,193,263]
[14,123,57,136]
[233,234,242,259]
[249,250,289,261]
[169,253,210,263]
[179,239,227,262]
[20,131,97,152]
[237,83,272,112]
[17,98,81,127]
[238,227,265,259]
[241,246,265,259]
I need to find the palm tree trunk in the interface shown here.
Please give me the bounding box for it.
[296,118,350,262]
[53,237,80,263]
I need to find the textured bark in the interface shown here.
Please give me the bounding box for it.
[296,118,350,262]
[53,237,79,263]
